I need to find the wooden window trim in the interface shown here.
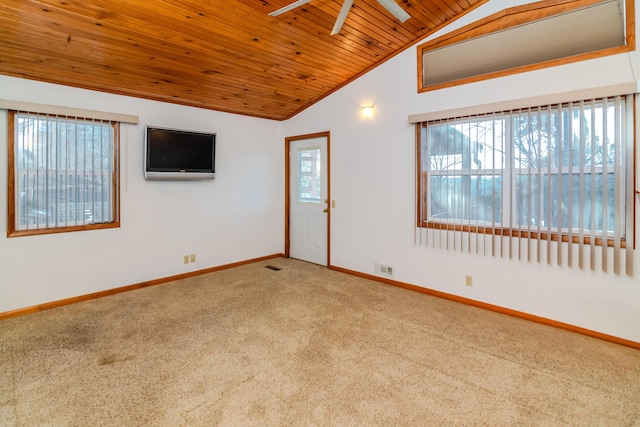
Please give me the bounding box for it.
[417,0,636,93]
[7,110,121,238]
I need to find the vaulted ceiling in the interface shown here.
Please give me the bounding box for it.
[0,0,487,120]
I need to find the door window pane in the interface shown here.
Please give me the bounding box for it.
[298,148,321,203]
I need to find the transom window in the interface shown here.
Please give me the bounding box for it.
[418,0,634,92]
[8,110,120,237]
[417,94,634,274]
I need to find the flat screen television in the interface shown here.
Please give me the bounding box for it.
[144,126,216,180]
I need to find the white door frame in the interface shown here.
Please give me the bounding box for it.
[285,131,330,266]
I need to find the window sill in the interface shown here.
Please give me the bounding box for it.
[7,222,120,238]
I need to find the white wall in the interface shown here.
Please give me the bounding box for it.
[0,76,284,313]
[2,0,639,344]
[282,0,640,342]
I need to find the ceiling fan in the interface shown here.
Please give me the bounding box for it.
[269,0,411,35]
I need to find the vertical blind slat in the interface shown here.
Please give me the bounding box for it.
[589,99,597,271]
[601,97,609,272]
[578,101,586,270]
[536,106,542,264]
[625,93,632,275]
[614,96,623,274]
[625,95,633,276]
[562,103,569,267]
[467,117,473,255]
[470,118,475,255]
[491,114,497,258]
[507,116,514,261]
[546,105,553,265]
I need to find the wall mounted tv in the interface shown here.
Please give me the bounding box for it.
[144,126,216,180]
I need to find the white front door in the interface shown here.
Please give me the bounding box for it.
[289,136,328,266]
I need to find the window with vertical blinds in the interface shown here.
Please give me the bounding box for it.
[8,110,120,237]
[417,94,634,275]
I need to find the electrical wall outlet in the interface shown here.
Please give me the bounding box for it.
[183,255,189,264]
[465,275,473,287]
[190,254,196,263]
[374,263,394,278]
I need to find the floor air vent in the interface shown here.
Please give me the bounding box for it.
[265,265,282,271]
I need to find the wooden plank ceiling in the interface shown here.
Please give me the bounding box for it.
[0,0,487,120]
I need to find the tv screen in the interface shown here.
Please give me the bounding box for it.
[144,126,216,180]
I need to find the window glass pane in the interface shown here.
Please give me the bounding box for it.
[513,108,553,170]
[514,174,550,229]
[571,100,620,168]
[511,98,622,235]
[427,118,505,172]
[421,97,626,237]
[14,112,115,231]
[430,175,502,223]
[425,118,505,224]
[514,172,617,233]
[297,148,321,203]
[425,119,504,171]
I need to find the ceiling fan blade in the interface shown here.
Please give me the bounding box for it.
[269,0,314,17]
[330,0,355,35]
[376,0,410,22]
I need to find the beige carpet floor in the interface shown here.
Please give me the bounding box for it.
[1,258,639,426]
